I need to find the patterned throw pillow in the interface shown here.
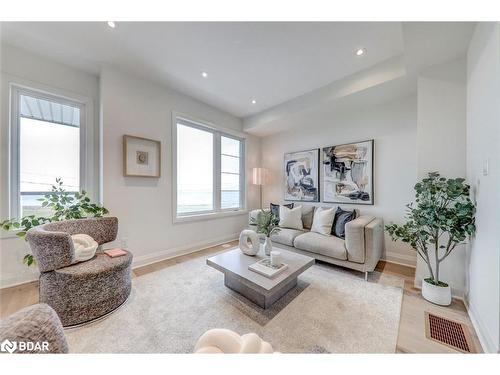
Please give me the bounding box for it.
[270,203,294,219]
[331,207,356,239]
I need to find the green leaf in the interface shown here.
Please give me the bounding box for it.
[1,177,110,267]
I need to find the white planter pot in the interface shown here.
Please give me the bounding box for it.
[421,279,451,306]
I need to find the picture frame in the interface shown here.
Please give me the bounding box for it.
[322,139,374,205]
[123,134,161,178]
[284,148,320,202]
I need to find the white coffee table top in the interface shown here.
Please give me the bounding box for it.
[207,247,315,292]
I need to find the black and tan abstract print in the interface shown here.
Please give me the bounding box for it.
[322,140,373,205]
[284,149,320,202]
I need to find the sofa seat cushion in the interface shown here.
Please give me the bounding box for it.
[293,232,347,260]
[271,228,305,247]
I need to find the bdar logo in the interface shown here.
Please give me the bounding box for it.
[1,339,17,353]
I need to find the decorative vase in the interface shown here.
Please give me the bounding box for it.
[238,230,260,256]
[264,237,273,256]
[421,279,452,306]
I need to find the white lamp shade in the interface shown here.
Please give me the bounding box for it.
[252,167,267,185]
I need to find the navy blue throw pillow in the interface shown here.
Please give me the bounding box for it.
[331,207,356,239]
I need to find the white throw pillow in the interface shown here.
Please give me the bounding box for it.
[279,205,303,230]
[310,207,335,235]
[71,233,98,262]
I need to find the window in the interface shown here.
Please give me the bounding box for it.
[10,87,85,218]
[174,116,245,219]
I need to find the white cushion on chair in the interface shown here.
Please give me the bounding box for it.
[71,234,98,262]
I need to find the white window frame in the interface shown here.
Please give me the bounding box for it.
[9,84,89,219]
[172,112,247,223]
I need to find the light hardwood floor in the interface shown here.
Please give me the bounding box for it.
[0,240,482,353]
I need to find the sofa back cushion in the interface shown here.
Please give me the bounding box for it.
[279,205,303,230]
[300,206,315,229]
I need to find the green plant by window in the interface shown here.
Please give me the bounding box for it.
[250,210,281,238]
[386,172,476,286]
[1,178,109,266]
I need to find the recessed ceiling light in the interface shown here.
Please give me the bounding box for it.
[107,21,116,29]
[251,99,257,104]
[355,48,366,56]
[201,72,208,78]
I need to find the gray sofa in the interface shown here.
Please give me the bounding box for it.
[249,206,384,279]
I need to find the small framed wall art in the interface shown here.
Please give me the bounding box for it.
[123,135,161,177]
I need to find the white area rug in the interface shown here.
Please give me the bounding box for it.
[65,252,403,353]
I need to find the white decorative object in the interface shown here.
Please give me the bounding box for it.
[194,328,274,353]
[310,206,335,235]
[264,237,273,256]
[71,234,98,262]
[248,258,288,278]
[421,280,452,306]
[270,251,281,266]
[239,230,260,256]
[278,205,303,230]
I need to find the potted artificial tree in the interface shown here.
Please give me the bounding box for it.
[386,172,476,305]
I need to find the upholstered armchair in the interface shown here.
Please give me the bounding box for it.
[0,303,68,353]
[26,217,133,327]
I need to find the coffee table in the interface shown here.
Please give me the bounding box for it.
[207,247,315,309]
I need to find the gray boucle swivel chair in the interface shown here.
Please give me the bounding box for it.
[0,303,68,353]
[26,217,132,327]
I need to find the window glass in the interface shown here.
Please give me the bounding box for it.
[176,123,214,214]
[19,95,80,217]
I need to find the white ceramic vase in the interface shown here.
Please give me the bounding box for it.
[421,279,451,306]
[264,237,273,256]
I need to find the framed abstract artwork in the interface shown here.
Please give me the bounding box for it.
[284,148,320,202]
[123,135,161,177]
[322,140,374,205]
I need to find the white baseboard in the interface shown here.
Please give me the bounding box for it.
[0,269,39,289]
[464,300,498,353]
[0,233,239,290]
[131,233,239,270]
[383,251,416,268]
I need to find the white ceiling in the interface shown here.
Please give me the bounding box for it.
[0,22,405,117]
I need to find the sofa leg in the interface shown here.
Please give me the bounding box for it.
[364,271,368,282]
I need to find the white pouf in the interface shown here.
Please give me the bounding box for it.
[239,230,260,256]
[194,328,274,353]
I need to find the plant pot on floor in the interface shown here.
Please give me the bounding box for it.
[421,278,451,306]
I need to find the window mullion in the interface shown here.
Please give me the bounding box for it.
[214,131,221,212]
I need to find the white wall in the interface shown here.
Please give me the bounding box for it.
[0,43,100,287]
[414,58,467,297]
[0,45,261,287]
[260,95,418,266]
[465,22,500,353]
[100,68,261,268]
